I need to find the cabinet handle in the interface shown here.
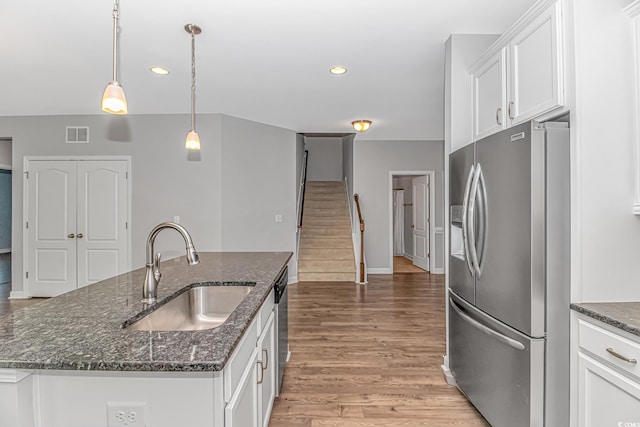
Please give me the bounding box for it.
[77,233,84,239]
[262,349,268,371]
[496,107,502,125]
[67,233,75,239]
[257,361,264,384]
[606,347,638,364]
[508,101,515,120]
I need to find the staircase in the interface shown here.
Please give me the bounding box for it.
[298,181,356,281]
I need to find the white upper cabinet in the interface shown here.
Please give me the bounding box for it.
[472,49,507,141]
[470,0,564,140]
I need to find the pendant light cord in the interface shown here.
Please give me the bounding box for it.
[112,0,120,82]
[190,27,197,131]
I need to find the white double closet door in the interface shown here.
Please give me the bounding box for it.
[26,159,129,297]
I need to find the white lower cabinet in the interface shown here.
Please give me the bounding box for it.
[577,317,640,426]
[258,312,276,427]
[225,347,260,427]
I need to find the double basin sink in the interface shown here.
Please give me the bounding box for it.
[125,283,256,331]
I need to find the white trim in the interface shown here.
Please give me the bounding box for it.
[8,290,28,299]
[367,267,392,274]
[288,275,298,284]
[23,156,132,297]
[0,248,10,254]
[388,171,437,274]
[0,164,12,170]
[627,2,640,214]
[0,370,31,383]
[441,356,456,386]
[403,254,413,261]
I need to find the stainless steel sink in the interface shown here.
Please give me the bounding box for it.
[127,284,255,331]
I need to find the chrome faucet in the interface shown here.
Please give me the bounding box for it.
[142,222,199,304]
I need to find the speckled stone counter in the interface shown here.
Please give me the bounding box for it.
[0,252,291,372]
[571,302,640,338]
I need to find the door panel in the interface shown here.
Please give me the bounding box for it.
[412,176,428,271]
[475,121,544,337]
[449,144,475,304]
[28,161,77,296]
[76,161,128,288]
[449,292,543,427]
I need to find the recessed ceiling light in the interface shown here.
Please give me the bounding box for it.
[150,66,170,75]
[330,66,347,75]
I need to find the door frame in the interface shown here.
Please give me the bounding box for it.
[388,171,435,273]
[22,156,132,298]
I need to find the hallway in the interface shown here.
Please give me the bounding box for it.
[269,274,487,426]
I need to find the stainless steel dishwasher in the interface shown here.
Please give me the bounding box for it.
[274,267,288,395]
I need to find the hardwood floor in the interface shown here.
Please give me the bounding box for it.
[0,282,44,316]
[393,256,427,273]
[269,274,488,427]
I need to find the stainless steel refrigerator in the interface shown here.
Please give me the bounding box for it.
[448,120,570,426]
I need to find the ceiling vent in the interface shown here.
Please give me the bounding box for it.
[66,126,90,144]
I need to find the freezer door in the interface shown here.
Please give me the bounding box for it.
[449,144,476,304]
[449,292,544,427]
[474,121,545,337]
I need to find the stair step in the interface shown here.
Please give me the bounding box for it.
[298,272,355,282]
[299,238,354,249]
[301,228,351,237]
[299,259,355,271]
[302,218,351,227]
[299,248,354,260]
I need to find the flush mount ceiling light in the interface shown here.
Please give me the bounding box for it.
[330,66,347,75]
[352,120,372,132]
[150,66,170,75]
[185,24,202,151]
[101,0,127,114]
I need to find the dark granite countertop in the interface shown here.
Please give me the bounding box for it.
[571,302,640,338]
[0,252,291,372]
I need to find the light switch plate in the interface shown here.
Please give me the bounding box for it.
[275,214,283,223]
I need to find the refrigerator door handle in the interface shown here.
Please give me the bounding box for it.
[476,165,489,276]
[467,164,481,275]
[461,164,475,276]
[449,297,525,351]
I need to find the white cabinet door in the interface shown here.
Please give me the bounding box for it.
[578,352,640,427]
[225,348,260,427]
[472,48,507,140]
[258,312,276,427]
[508,1,562,125]
[28,161,78,296]
[76,161,128,288]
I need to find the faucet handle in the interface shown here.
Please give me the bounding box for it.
[153,252,162,281]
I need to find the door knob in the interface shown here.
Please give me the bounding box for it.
[68,233,75,238]
[77,233,84,238]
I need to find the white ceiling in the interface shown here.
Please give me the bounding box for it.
[1,0,537,140]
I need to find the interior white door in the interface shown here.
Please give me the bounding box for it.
[27,159,129,297]
[76,161,128,288]
[28,161,78,296]
[412,175,429,271]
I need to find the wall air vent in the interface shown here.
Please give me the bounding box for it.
[66,126,90,144]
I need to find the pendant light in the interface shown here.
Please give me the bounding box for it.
[185,24,202,150]
[101,0,128,114]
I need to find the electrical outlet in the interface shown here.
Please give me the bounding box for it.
[275,214,283,223]
[107,402,146,427]
[173,215,180,224]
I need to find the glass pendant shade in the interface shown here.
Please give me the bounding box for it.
[101,81,128,114]
[185,130,201,150]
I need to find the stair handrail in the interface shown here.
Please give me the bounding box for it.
[297,150,309,228]
[354,193,365,283]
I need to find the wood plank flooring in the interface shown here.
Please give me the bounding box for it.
[393,256,427,273]
[0,282,44,315]
[269,274,488,427]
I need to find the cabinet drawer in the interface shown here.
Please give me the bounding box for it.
[258,289,274,335]
[579,319,640,380]
[224,317,258,403]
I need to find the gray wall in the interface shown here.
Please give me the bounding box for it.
[305,137,343,181]
[0,140,11,165]
[220,115,297,278]
[353,139,444,271]
[0,113,297,294]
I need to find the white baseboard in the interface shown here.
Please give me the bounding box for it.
[9,290,28,299]
[367,268,392,274]
[441,356,456,386]
[288,275,298,284]
[403,253,413,260]
[433,267,445,275]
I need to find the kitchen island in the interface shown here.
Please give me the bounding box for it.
[0,252,291,427]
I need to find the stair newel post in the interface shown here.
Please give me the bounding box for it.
[354,194,365,283]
